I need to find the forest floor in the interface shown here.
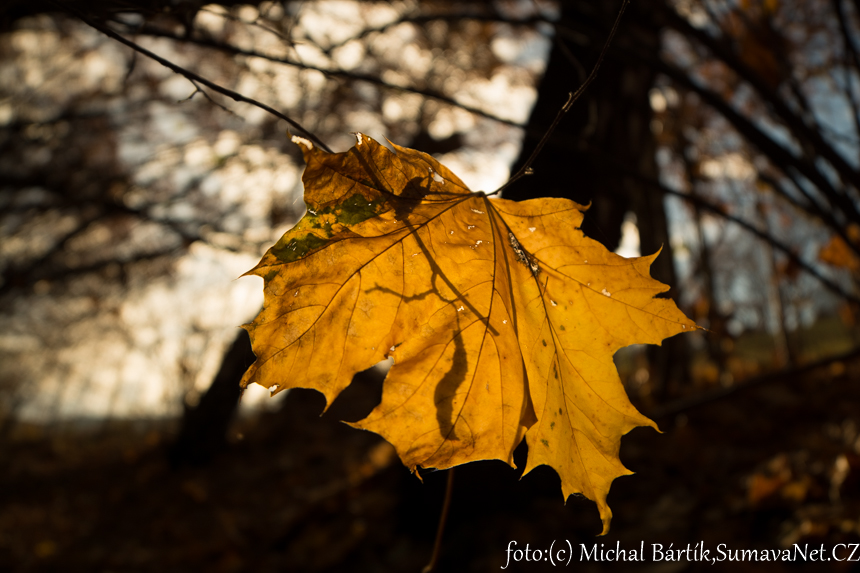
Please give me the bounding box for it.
[2,348,860,573]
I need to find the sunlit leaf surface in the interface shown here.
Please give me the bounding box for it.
[241,134,697,533]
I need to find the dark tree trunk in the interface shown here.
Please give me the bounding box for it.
[168,329,253,466]
[505,4,628,249]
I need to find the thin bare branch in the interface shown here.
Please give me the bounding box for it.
[179,80,241,118]
[832,0,860,144]
[119,21,524,128]
[54,2,334,153]
[663,6,860,208]
[757,171,860,257]
[652,55,860,225]
[491,0,630,196]
[198,6,293,44]
[631,174,860,306]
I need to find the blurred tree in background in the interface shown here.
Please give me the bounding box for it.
[2,0,860,571]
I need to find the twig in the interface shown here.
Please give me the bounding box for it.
[198,6,293,44]
[54,1,333,153]
[490,0,630,196]
[422,468,455,573]
[179,80,240,118]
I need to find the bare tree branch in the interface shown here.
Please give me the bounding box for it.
[634,174,860,307]
[178,80,240,118]
[755,171,858,257]
[832,0,860,143]
[662,7,860,210]
[119,21,525,128]
[653,56,860,226]
[53,1,335,153]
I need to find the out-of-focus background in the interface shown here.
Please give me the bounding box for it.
[1,0,859,571]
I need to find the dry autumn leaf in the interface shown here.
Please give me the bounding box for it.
[819,228,860,274]
[241,133,697,534]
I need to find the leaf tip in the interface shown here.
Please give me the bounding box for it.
[291,134,314,150]
[597,514,612,536]
[639,412,660,434]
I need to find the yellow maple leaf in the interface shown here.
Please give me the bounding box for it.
[241,133,697,534]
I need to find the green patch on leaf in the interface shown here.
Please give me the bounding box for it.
[308,216,334,234]
[271,233,330,263]
[333,193,385,226]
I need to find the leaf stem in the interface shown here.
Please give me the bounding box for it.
[421,468,455,573]
[489,0,631,197]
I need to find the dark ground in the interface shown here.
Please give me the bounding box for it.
[3,350,860,573]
